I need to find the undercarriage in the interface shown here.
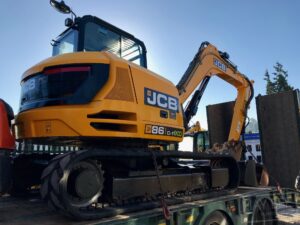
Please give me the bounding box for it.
[10,146,239,220]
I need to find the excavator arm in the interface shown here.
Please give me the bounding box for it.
[177,42,253,141]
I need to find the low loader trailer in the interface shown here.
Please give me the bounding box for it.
[2,187,299,225]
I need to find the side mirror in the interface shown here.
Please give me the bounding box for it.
[50,0,71,14]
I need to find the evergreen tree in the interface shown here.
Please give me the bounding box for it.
[264,62,293,94]
[264,70,276,94]
[272,62,293,92]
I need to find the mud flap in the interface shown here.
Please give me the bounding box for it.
[0,151,12,194]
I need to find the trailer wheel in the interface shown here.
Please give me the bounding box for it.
[203,211,229,225]
[252,199,275,225]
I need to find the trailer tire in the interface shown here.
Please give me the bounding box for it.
[252,199,275,225]
[203,211,229,225]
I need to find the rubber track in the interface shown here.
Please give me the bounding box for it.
[40,152,75,218]
[40,149,239,220]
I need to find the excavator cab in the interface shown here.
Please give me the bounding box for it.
[193,131,210,152]
[52,15,147,68]
[179,131,210,153]
[19,15,148,113]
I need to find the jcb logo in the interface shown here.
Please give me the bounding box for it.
[214,58,226,72]
[144,88,179,112]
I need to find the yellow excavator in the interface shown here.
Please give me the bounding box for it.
[0,0,255,220]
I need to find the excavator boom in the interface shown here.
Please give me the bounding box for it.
[177,42,253,141]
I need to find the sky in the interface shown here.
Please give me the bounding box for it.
[1,0,299,128]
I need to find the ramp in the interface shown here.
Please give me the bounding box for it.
[256,90,300,188]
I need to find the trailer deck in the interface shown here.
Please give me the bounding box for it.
[1,187,299,225]
[277,205,300,225]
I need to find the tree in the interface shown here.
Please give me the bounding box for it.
[272,62,293,92]
[264,70,276,95]
[264,62,293,94]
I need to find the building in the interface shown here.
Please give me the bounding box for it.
[243,133,262,163]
